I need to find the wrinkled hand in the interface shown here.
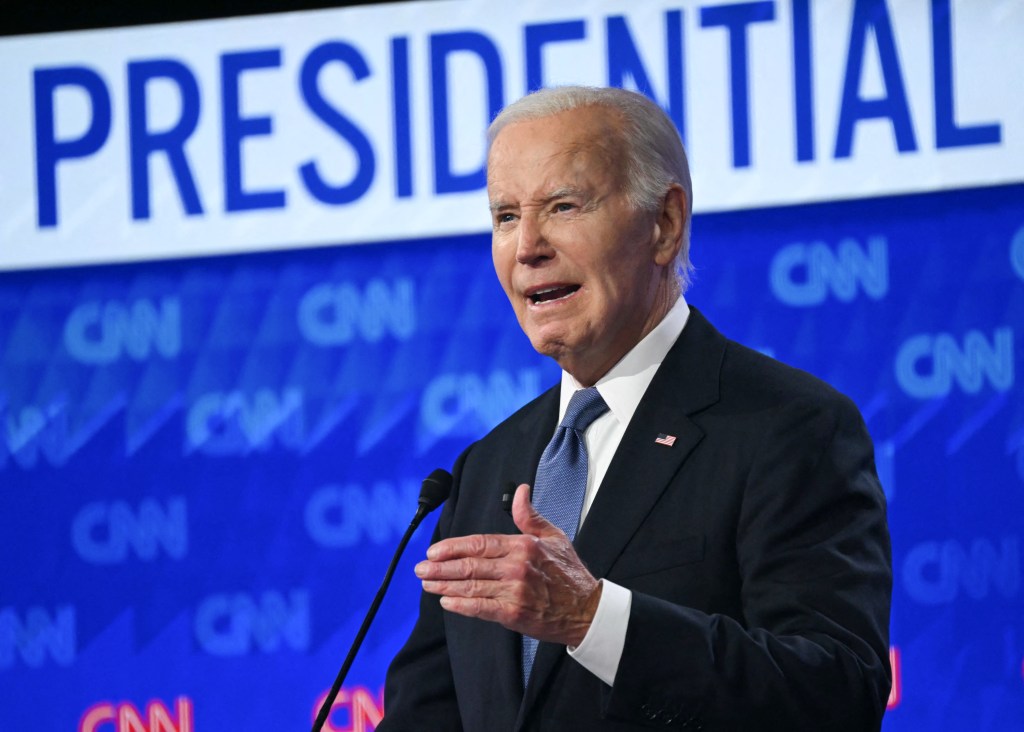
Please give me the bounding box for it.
[415,483,601,647]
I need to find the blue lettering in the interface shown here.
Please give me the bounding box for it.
[875,440,895,502]
[903,540,957,604]
[71,497,188,564]
[4,404,56,469]
[298,41,376,206]
[700,2,776,168]
[1011,226,1024,282]
[525,20,587,93]
[187,388,304,455]
[221,49,286,212]
[2,400,123,470]
[63,297,182,364]
[903,537,1019,605]
[429,31,504,194]
[895,328,1015,399]
[33,66,112,228]
[931,0,1001,149]
[298,278,416,346]
[391,36,413,198]
[194,590,309,656]
[127,59,204,220]
[834,0,916,158]
[769,236,889,306]
[0,606,76,669]
[305,480,420,548]
[420,369,543,439]
[791,0,814,161]
[665,10,686,143]
[606,11,686,140]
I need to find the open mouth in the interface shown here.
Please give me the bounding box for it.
[529,284,580,304]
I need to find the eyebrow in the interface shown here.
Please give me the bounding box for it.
[488,186,588,213]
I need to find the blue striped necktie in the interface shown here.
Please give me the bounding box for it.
[521,386,609,685]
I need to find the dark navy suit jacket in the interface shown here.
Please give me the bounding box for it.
[380,308,892,731]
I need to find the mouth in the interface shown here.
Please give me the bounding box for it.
[526,283,581,305]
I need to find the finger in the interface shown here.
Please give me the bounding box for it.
[438,596,527,630]
[512,483,563,539]
[415,556,509,581]
[426,532,516,561]
[421,577,503,598]
[438,595,499,619]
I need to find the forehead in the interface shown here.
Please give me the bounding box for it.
[486,107,625,196]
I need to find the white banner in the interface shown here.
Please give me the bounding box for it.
[0,0,1020,270]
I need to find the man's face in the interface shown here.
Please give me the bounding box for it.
[488,107,678,385]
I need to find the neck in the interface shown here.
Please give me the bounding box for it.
[565,283,680,387]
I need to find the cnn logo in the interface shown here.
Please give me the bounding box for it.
[79,697,193,732]
[313,686,383,732]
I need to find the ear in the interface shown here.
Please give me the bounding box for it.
[652,184,687,267]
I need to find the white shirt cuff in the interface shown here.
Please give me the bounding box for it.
[566,580,632,687]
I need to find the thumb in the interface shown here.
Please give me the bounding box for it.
[512,483,563,539]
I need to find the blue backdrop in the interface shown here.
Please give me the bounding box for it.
[2,182,1022,730]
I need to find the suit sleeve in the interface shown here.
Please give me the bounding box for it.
[377,450,469,732]
[602,394,892,731]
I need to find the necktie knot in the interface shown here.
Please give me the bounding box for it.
[561,387,609,433]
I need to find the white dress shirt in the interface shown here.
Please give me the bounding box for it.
[555,296,691,686]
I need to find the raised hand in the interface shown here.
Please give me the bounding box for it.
[415,483,601,647]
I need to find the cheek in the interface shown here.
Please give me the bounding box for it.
[491,245,512,289]
[586,271,643,319]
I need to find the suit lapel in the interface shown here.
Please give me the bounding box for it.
[516,308,726,729]
[510,386,560,487]
[575,308,724,576]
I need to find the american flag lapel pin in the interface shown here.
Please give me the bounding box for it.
[654,433,677,447]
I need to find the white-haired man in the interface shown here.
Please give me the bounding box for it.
[380,86,891,731]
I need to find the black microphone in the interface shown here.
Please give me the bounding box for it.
[418,468,452,519]
[311,468,453,732]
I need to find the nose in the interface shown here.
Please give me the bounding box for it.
[516,212,552,265]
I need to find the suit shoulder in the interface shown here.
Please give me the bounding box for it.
[719,338,861,417]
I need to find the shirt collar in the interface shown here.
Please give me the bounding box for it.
[558,295,690,425]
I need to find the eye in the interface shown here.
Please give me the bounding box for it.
[553,202,575,213]
[494,211,517,229]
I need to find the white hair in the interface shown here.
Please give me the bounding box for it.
[488,86,694,290]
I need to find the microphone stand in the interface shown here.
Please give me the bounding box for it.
[311,473,448,732]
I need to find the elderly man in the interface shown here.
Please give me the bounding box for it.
[379,86,891,731]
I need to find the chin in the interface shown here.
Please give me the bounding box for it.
[526,332,569,360]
